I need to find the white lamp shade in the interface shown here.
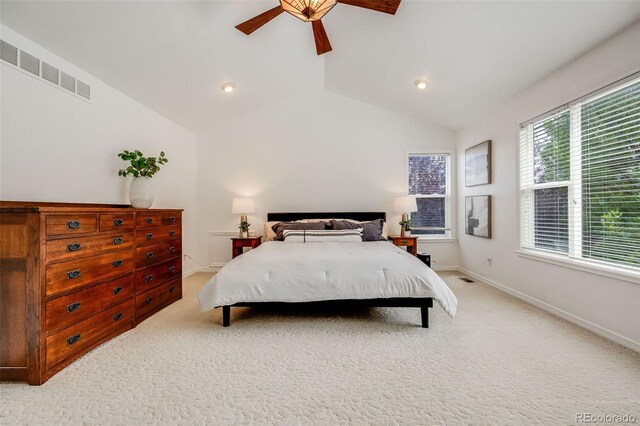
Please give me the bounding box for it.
[231,197,255,214]
[394,196,417,213]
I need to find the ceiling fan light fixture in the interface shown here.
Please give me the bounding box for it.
[220,82,237,93]
[415,79,430,90]
[280,0,337,22]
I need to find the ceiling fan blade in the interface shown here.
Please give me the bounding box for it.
[337,0,401,15]
[235,6,284,35]
[311,20,332,55]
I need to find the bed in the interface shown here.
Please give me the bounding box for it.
[198,212,457,327]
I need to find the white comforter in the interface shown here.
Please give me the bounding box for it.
[198,241,457,317]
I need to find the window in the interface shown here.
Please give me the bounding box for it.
[407,153,451,238]
[520,76,640,270]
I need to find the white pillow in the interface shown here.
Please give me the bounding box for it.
[296,218,388,239]
[283,228,363,243]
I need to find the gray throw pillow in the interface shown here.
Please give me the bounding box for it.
[328,219,386,241]
[271,222,328,241]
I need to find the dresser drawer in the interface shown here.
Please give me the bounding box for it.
[135,241,181,267]
[46,250,134,297]
[45,232,133,263]
[46,299,133,369]
[135,226,181,247]
[135,278,181,322]
[136,213,162,228]
[135,258,182,293]
[161,212,181,227]
[46,214,97,237]
[99,213,135,232]
[45,274,134,334]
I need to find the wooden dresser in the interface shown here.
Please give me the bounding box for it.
[0,201,183,385]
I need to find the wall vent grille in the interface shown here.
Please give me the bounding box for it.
[0,39,91,101]
[41,62,59,85]
[19,50,40,76]
[0,40,18,65]
[77,80,90,100]
[60,71,75,93]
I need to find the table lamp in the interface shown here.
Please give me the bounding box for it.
[232,197,255,237]
[394,196,417,237]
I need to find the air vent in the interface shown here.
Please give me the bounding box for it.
[60,71,75,93]
[0,40,18,65]
[19,50,40,76]
[459,277,474,283]
[1,39,90,102]
[41,62,59,85]
[77,80,90,100]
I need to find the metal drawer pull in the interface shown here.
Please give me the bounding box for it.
[145,252,154,259]
[145,233,153,240]
[67,243,81,252]
[169,230,175,237]
[169,286,176,293]
[112,286,123,295]
[67,270,81,279]
[169,216,176,223]
[113,237,123,245]
[168,266,177,273]
[113,312,123,321]
[113,260,123,268]
[145,275,154,282]
[67,333,81,346]
[67,221,81,229]
[169,247,176,254]
[67,302,81,313]
[113,218,124,226]
[145,217,153,224]
[145,297,154,305]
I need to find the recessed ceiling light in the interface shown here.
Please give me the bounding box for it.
[415,79,430,90]
[220,82,237,93]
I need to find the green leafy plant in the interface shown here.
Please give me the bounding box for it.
[239,221,250,232]
[399,219,412,231]
[117,150,168,178]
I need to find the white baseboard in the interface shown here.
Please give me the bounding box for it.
[457,267,640,353]
[183,267,214,278]
[432,265,458,272]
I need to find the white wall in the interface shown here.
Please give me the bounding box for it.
[198,91,458,268]
[456,22,640,349]
[0,26,202,273]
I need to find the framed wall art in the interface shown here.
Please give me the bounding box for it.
[465,195,491,238]
[465,140,491,187]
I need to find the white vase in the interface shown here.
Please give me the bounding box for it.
[129,177,154,208]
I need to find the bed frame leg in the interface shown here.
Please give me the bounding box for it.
[420,305,429,328]
[223,306,230,327]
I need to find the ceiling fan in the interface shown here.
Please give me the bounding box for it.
[235,0,401,55]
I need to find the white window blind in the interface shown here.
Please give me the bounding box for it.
[520,76,640,270]
[408,153,451,238]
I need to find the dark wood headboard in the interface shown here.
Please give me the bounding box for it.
[267,212,386,222]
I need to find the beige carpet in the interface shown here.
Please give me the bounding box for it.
[1,272,639,425]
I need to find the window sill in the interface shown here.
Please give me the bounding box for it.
[416,238,457,243]
[515,249,640,285]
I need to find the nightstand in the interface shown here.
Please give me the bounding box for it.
[231,236,262,258]
[389,235,418,256]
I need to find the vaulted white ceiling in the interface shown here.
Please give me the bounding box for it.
[2,1,639,133]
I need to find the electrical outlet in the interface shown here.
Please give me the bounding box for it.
[487,257,493,266]
[183,254,187,261]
